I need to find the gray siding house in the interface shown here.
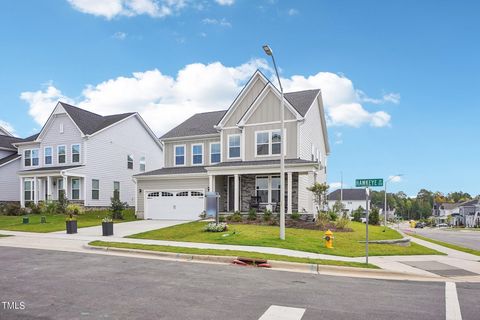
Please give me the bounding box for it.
[0,134,26,202]
[12,102,163,208]
[135,71,330,220]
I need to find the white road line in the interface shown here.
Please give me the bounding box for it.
[445,282,462,320]
[258,305,306,320]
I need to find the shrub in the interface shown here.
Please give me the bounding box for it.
[203,222,228,232]
[369,208,380,225]
[2,203,21,216]
[247,208,257,221]
[27,202,43,215]
[231,211,242,222]
[316,211,330,229]
[43,200,58,215]
[328,210,338,221]
[335,217,350,230]
[290,211,301,220]
[263,209,272,222]
[352,206,364,222]
[198,211,207,219]
[110,197,128,220]
[218,215,226,223]
[57,192,69,214]
[66,204,81,216]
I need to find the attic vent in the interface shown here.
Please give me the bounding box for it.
[60,123,64,134]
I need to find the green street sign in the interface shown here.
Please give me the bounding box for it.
[355,178,384,187]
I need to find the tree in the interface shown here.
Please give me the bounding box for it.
[352,206,364,222]
[447,191,472,203]
[369,207,380,225]
[307,182,329,213]
[332,200,345,214]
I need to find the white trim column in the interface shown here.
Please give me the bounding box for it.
[19,177,25,208]
[33,177,38,205]
[47,176,51,201]
[63,176,68,200]
[287,172,292,214]
[307,171,315,214]
[234,174,239,212]
[208,175,215,192]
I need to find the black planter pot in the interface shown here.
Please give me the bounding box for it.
[22,216,29,224]
[102,222,113,236]
[66,220,78,234]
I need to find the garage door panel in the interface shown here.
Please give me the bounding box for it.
[145,190,205,220]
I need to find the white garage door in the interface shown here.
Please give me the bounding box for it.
[145,190,205,220]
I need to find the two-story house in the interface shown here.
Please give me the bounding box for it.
[134,70,329,220]
[12,102,163,208]
[0,132,27,203]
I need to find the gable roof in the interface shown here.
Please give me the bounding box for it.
[0,153,20,167]
[161,110,226,139]
[59,102,135,135]
[0,134,27,150]
[284,89,321,116]
[328,188,367,201]
[0,126,13,136]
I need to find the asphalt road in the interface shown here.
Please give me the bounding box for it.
[0,247,478,320]
[411,227,480,251]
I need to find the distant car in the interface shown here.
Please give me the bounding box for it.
[360,218,367,223]
[415,222,426,228]
[437,223,448,228]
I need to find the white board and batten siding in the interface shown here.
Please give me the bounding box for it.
[83,115,164,207]
[0,158,21,201]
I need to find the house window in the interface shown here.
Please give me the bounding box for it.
[271,176,281,204]
[210,142,221,164]
[127,155,133,169]
[192,144,203,165]
[113,181,120,199]
[24,179,34,201]
[71,178,80,200]
[24,150,31,167]
[58,145,66,164]
[92,179,99,200]
[255,176,269,203]
[31,149,39,166]
[228,134,241,159]
[255,130,282,156]
[59,123,64,133]
[139,156,146,172]
[44,147,52,165]
[174,145,185,166]
[72,144,80,163]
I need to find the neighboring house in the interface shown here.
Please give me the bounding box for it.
[0,125,14,136]
[373,203,396,220]
[0,134,27,202]
[456,199,480,227]
[12,102,163,208]
[135,70,329,220]
[327,188,369,215]
[432,202,459,225]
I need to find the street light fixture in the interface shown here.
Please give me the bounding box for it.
[384,174,404,231]
[263,44,286,240]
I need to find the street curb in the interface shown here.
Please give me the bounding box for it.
[83,244,451,282]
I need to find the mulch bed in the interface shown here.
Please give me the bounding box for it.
[227,219,353,232]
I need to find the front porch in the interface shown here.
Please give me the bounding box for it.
[19,167,85,207]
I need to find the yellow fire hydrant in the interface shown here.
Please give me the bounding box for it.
[324,229,334,249]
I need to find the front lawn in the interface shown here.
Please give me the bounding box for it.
[89,241,378,269]
[0,210,136,233]
[128,221,441,257]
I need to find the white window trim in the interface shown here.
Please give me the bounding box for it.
[255,175,281,204]
[173,144,186,167]
[91,179,100,200]
[44,146,53,166]
[71,178,80,200]
[24,148,40,167]
[24,149,31,167]
[191,143,204,166]
[139,156,146,172]
[59,123,64,134]
[227,134,241,160]
[24,178,35,201]
[71,144,81,163]
[209,142,221,164]
[127,154,134,170]
[57,145,66,164]
[254,129,287,157]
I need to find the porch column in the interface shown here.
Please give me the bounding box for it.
[234,174,239,212]
[33,177,38,204]
[208,175,215,192]
[63,176,68,199]
[47,176,52,201]
[19,177,25,208]
[287,172,293,214]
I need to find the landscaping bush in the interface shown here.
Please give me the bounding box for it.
[27,202,43,215]
[110,197,128,220]
[231,211,243,222]
[218,215,226,223]
[263,209,272,222]
[316,211,330,229]
[57,192,68,214]
[335,217,350,230]
[1,203,22,216]
[290,211,301,220]
[203,222,228,232]
[328,210,338,221]
[352,206,364,222]
[369,207,380,225]
[43,200,59,215]
[247,208,257,221]
[66,204,81,216]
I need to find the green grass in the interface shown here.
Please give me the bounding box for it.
[0,210,136,233]
[89,240,378,269]
[407,233,480,257]
[128,221,441,257]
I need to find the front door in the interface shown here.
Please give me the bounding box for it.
[228,176,235,212]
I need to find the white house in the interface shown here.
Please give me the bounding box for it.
[11,102,163,208]
[327,188,369,215]
[134,70,330,220]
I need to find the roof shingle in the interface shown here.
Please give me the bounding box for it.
[0,134,26,150]
[328,189,367,201]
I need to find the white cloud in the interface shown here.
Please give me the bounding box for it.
[281,72,393,127]
[20,60,396,136]
[112,31,127,40]
[334,132,343,145]
[202,17,231,27]
[0,120,16,136]
[67,0,187,19]
[357,90,400,105]
[388,175,403,183]
[287,8,299,16]
[215,0,234,5]
[329,182,349,190]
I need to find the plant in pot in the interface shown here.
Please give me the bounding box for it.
[102,216,114,236]
[65,213,77,234]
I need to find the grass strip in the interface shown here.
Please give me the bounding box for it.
[89,240,379,269]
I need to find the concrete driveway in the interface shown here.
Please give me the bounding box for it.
[52,219,191,237]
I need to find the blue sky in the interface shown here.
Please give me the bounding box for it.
[0,0,479,196]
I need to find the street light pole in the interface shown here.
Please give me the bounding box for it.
[263,44,286,240]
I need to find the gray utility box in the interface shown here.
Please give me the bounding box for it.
[205,192,220,223]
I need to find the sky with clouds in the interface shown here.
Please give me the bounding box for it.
[0,0,479,196]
